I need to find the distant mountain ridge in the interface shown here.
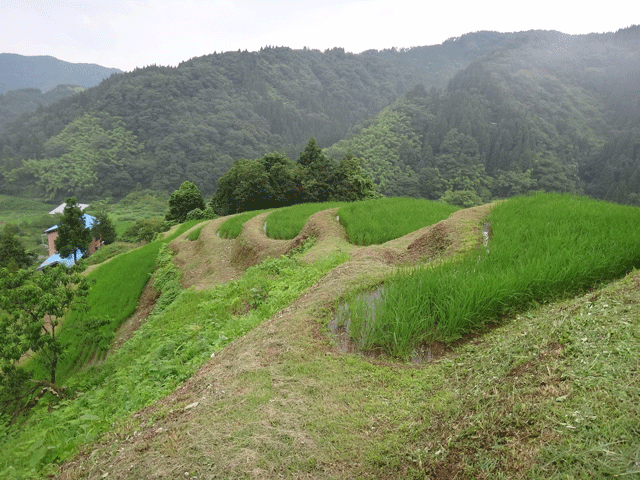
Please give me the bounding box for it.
[0,53,122,93]
[0,27,639,205]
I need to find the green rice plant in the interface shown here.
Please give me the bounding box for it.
[217,209,271,239]
[187,225,204,241]
[265,202,344,239]
[85,242,137,265]
[346,193,640,358]
[337,197,459,245]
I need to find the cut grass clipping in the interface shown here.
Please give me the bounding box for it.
[217,209,271,239]
[337,197,459,245]
[346,193,640,358]
[265,201,344,239]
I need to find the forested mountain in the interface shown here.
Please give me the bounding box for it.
[0,54,121,93]
[0,85,84,129]
[0,33,519,201]
[326,26,640,205]
[1,27,639,204]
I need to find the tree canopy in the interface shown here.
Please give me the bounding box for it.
[54,197,92,263]
[165,181,206,223]
[91,209,117,245]
[211,139,377,215]
[0,265,89,418]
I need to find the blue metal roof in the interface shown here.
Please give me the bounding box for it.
[43,214,96,233]
[37,214,96,270]
[36,249,84,271]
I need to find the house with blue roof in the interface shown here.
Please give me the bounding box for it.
[36,214,103,270]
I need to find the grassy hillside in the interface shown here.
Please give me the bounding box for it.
[0,194,638,479]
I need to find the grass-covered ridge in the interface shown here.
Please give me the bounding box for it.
[0,233,347,477]
[265,202,345,239]
[346,193,640,357]
[337,197,459,245]
[217,209,271,239]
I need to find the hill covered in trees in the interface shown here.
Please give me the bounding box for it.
[326,26,640,205]
[0,54,122,94]
[0,85,85,130]
[0,27,639,205]
[0,31,528,201]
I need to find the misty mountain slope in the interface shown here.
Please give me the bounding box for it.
[1,28,638,204]
[0,32,518,201]
[326,26,640,204]
[0,85,85,129]
[0,53,122,93]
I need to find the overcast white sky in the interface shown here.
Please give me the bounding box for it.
[1,0,635,72]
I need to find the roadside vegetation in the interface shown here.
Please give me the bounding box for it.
[338,196,459,245]
[345,193,640,357]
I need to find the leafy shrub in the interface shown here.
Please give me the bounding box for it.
[185,207,217,221]
[165,181,205,223]
[120,217,168,243]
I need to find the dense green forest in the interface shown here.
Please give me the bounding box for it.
[0,85,85,130]
[0,32,523,201]
[0,27,639,205]
[0,53,121,94]
[326,27,640,204]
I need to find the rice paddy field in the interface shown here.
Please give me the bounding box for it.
[264,202,345,239]
[345,193,640,358]
[337,197,459,245]
[217,209,271,239]
[25,220,208,385]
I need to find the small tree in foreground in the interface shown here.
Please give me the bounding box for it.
[0,265,89,419]
[54,197,91,263]
[165,181,205,223]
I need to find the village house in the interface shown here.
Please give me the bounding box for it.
[36,204,102,270]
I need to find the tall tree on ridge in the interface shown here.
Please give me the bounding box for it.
[54,197,91,264]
